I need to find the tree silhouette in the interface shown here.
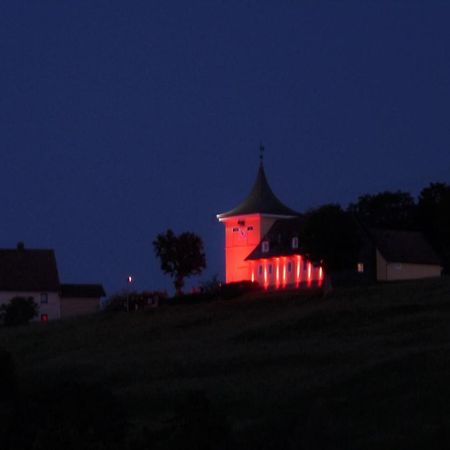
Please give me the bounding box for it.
[153,229,206,295]
[348,191,417,230]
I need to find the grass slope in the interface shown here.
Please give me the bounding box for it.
[2,278,450,449]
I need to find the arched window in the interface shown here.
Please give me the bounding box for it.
[292,237,299,249]
[262,241,270,253]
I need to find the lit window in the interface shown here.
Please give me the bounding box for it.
[268,264,272,275]
[292,237,299,249]
[232,227,239,232]
[258,265,263,275]
[357,263,364,273]
[247,226,254,231]
[287,262,292,273]
[40,293,48,304]
[262,241,269,253]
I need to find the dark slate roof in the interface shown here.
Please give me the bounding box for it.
[246,218,304,260]
[0,246,60,291]
[60,284,106,298]
[217,162,299,219]
[369,229,442,265]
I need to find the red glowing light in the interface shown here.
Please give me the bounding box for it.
[275,258,280,289]
[282,258,287,287]
[307,262,312,287]
[41,314,48,322]
[264,261,268,289]
[296,255,301,288]
[318,266,324,287]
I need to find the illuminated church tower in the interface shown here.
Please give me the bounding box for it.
[217,149,299,284]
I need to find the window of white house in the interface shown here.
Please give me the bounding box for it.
[287,262,292,273]
[40,293,48,304]
[357,263,364,273]
[292,237,299,249]
[262,241,269,253]
[258,265,263,275]
[268,264,272,275]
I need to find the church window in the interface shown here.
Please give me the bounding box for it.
[268,264,272,275]
[238,220,245,226]
[232,227,239,232]
[258,265,263,275]
[357,263,364,273]
[287,262,292,273]
[262,241,269,253]
[247,226,253,231]
[292,237,299,249]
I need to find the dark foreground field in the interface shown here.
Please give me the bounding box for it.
[2,278,450,449]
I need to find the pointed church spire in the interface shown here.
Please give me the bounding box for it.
[217,149,298,219]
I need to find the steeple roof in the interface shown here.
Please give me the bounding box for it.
[217,161,298,219]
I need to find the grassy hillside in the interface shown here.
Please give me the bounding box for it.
[2,278,450,449]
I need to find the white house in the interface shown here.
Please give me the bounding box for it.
[0,243,105,321]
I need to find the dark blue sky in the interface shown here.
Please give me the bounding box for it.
[1,1,450,294]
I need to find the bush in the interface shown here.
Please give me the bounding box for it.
[104,291,167,312]
[1,297,38,326]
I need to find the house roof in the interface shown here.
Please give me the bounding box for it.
[60,284,106,298]
[0,245,60,291]
[217,161,299,219]
[369,229,442,266]
[246,218,304,260]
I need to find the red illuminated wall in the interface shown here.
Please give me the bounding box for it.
[250,255,324,290]
[219,214,277,283]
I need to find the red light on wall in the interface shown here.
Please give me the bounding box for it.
[307,262,312,287]
[275,258,280,289]
[264,261,268,289]
[41,314,48,322]
[282,258,287,288]
[318,266,324,287]
[296,255,301,288]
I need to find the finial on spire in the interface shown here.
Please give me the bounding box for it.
[259,143,265,162]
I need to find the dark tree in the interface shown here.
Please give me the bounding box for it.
[1,297,38,326]
[348,191,417,230]
[153,229,206,295]
[301,204,361,273]
[418,182,450,272]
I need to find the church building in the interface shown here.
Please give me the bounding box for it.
[217,156,324,289]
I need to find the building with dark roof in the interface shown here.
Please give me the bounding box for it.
[217,157,442,289]
[0,243,105,321]
[217,158,324,289]
[363,228,443,281]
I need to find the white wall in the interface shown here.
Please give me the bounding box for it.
[0,291,60,321]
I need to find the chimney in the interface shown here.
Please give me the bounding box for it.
[17,242,25,251]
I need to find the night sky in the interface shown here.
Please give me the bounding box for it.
[1,1,450,295]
